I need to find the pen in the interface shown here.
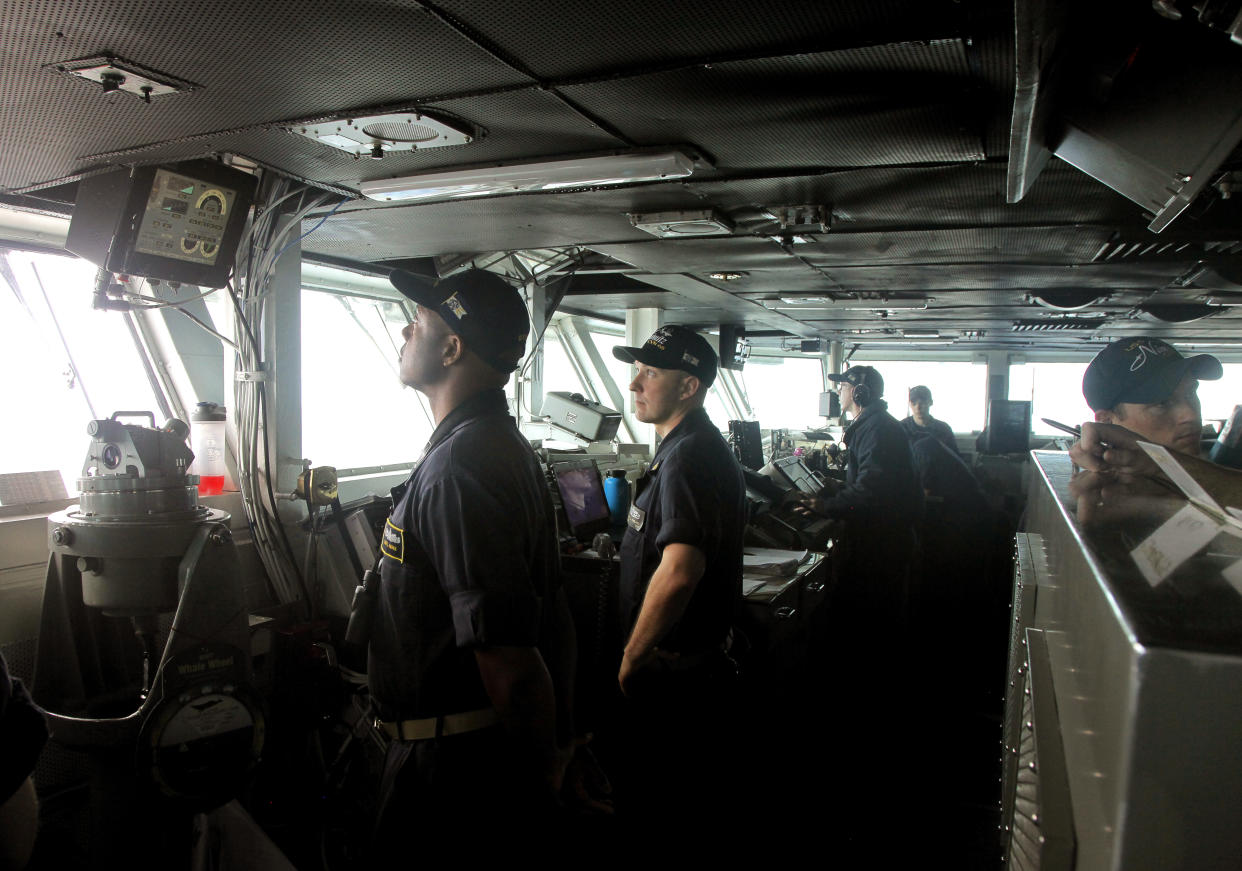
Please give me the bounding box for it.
[1042,418,1081,438]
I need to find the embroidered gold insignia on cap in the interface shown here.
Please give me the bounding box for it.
[443,293,468,320]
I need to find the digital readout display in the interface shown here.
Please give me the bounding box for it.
[132,169,237,266]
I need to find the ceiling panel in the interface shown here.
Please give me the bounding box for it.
[807,262,1190,293]
[797,226,1115,265]
[432,0,972,80]
[560,41,986,171]
[0,0,531,190]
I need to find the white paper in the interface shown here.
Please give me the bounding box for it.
[742,548,808,565]
[742,548,808,576]
[1139,442,1222,512]
[1130,502,1220,586]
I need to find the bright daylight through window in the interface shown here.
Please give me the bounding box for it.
[0,251,163,498]
[861,361,988,433]
[301,290,432,470]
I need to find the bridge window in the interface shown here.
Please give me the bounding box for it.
[859,360,987,432]
[1199,364,1242,425]
[741,357,825,429]
[300,289,433,471]
[1010,362,1092,435]
[0,251,164,497]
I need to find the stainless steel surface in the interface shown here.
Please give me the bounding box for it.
[1006,451,1242,870]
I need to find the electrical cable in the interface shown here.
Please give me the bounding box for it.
[303,507,324,621]
[515,269,576,418]
[268,198,347,268]
[257,381,312,617]
[172,306,238,349]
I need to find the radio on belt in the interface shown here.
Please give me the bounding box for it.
[542,391,621,441]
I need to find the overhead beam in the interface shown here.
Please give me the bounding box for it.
[625,273,821,338]
[1007,0,1067,203]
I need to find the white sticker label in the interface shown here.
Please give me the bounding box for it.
[1130,502,1220,586]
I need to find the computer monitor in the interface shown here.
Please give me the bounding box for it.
[728,420,763,470]
[766,455,824,494]
[551,459,612,540]
[983,400,1032,453]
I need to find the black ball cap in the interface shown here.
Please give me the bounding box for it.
[1083,337,1222,411]
[612,324,718,387]
[389,268,530,373]
[827,365,884,398]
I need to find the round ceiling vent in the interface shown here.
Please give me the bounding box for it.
[362,122,444,143]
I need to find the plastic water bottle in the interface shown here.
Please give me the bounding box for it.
[190,402,227,495]
[603,469,630,527]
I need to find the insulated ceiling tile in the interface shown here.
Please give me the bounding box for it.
[797,226,1115,265]
[47,89,632,194]
[431,0,974,80]
[813,262,1190,293]
[559,42,985,171]
[680,162,1144,232]
[303,185,702,259]
[590,236,803,273]
[0,0,532,189]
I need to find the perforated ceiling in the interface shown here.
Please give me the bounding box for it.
[0,0,1240,351]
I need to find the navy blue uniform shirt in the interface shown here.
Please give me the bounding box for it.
[822,400,922,524]
[619,407,745,654]
[900,415,961,458]
[368,389,561,720]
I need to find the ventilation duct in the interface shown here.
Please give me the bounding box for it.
[1028,290,1108,310]
[1012,318,1107,331]
[1136,303,1218,323]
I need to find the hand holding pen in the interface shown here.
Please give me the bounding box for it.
[1064,420,1160,479]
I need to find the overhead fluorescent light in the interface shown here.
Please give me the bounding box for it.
[769,297,931,311]
[901,330,941,338]
[360,150,697,202]
[630,209,733,238]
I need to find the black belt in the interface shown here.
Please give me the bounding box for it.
[375,707,499,741]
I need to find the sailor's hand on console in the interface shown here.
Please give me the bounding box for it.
[1069,422,1160,479]
[785,491,826,517]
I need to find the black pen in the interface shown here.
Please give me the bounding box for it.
[1042,418,1081,438]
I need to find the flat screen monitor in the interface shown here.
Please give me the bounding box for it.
[728,419,763,470]
[983,400,1032,454]
[770,455,823,494]
[552,459,612,540]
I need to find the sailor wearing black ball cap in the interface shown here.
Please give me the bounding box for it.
[1082,337,1222,456]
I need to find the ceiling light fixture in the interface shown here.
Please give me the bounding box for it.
[770,297,931,311]
[630,208,733,238]
[360,150,697,202]
[49,54,198,101]
[708,271,747,281]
